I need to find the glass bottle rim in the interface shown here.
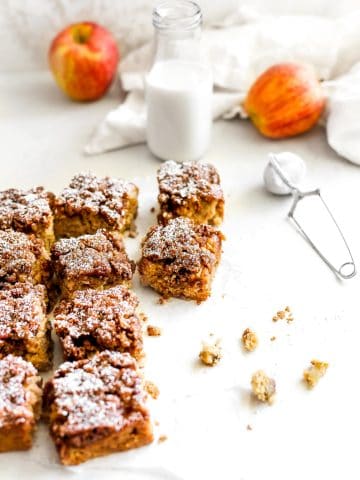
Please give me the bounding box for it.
[153,1,202,31]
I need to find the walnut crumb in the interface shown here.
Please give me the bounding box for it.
[251,370,276,404]
[145,380,160,399]
[272,306,294,323]
[147,325,162,336]
[150,207,156,213]
[242,328,258,352]
[303,359,328,388]
[199,339,222,366]
[246,424,253,431]
[158,435,168,443]
[270,336,276,342]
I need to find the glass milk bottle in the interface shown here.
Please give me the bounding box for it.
[146,1,213,162]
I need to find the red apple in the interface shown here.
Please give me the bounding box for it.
[244,63,326,139]
[49,22,119,101]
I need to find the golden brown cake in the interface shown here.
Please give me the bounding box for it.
[0,283,52,371]
[44,351,153,465]
[54,286,143,361]
[0,354,42,452]
[138,217,224,303]
[0,187,55,249]
[157,160,224,226]
[53,172,138,239]
[51,229,135,298]
[0,230,51,288]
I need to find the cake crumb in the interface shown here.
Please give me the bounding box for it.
[246,424,253,431]
[241,328,258,352]
[251,370,276,404]
[154,420,160,426]
[139,312,148,322]
[272,306,294,323]
[145,381,160,399]
[147,325,162,336]
[158,435,168,443]
[270,336,276,342]
[157,296,168,305]
[303,359,328,388]
[199,339,222,366]
[150,207,156,213]
[128,223,138,238]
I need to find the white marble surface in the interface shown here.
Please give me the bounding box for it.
[1,71,360,480]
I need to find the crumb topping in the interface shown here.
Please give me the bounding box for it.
[272,306,294,323]
[52,230,134,280]
[147,325,161,337]
[145,380,160,399]
[55,173,138,226]
[199,338,222,366]
[241,328,258,352]
[46,351,148,443]
[0,283,46,341]
[0,187,53,230]
[158,161,223,205]
[0,230,45,281]
[303,359,328,388]
[54,286,142,359]
[0,354,38,427]
[141,217,222,273]
[251,370,276,404]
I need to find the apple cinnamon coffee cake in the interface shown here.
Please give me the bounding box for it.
[157,160,224,226]
[53,172,138,239]
[0,187,55,249]
[0,354,42,452]
[0,230,51,288]
[51,229,135,298]
[138,217,224,302]
[0,283,52,371]
[44,351,153,465]
[54,286,143,361]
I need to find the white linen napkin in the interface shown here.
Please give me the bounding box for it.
[85,6,360,165]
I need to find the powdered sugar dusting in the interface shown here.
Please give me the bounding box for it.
[54,286,142,360]
[141,217,217,272]
[0,187,53,230]
[0,283,46,341]
[0,355,38,427]
[47,351,148,441]
[0,230,42,282]
[52,230,134,280]
[158,160,223,204]
[55,173,138,225]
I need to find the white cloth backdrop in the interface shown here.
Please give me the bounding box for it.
[1,0,360,72]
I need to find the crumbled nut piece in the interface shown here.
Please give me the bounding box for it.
[150,207,156,213]
[270,336,276,342]
[303,360,329,388]
[199,339,222,366]
[145,381,160,399]
[158,435,168,443]
[242,328,258,352]
[251,370,276,404]
[147,325,162,336]
[246,424,253,431]
[272,306,294,323]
